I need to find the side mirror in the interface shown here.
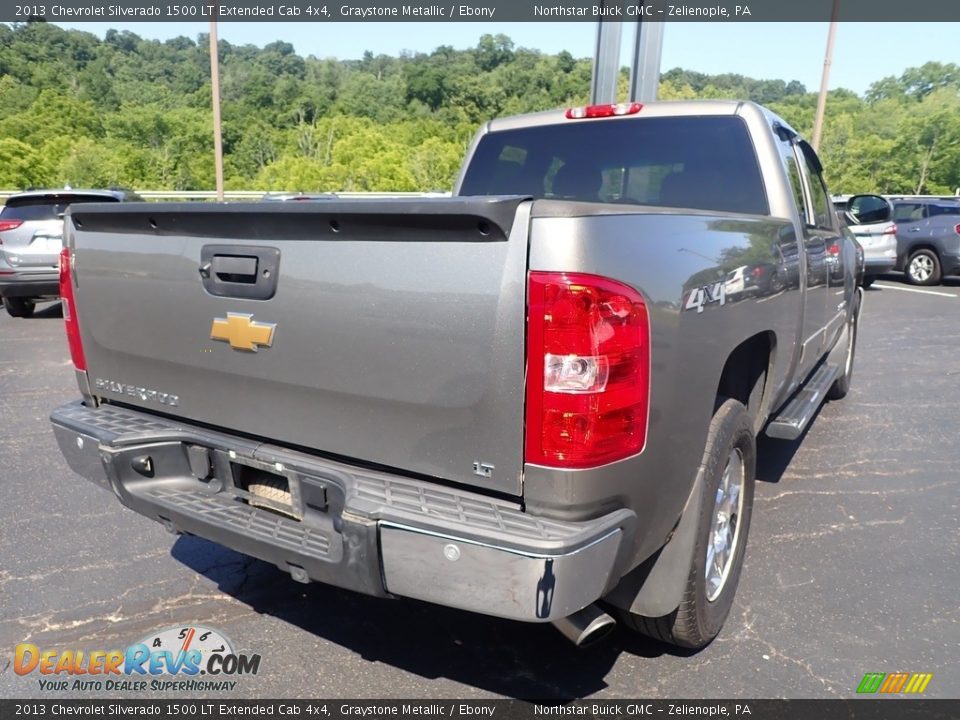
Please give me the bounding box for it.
[846,194,891,225]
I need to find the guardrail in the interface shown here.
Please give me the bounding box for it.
[0,190,451,202]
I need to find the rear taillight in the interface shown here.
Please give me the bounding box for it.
[565,102,643,120]
[0,219,24,235]
[59,247,86,371]
[884,223,897,235]
[827,242,840,256]
[954,223,960,236]
[526,272,650,468]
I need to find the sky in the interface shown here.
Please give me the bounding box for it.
[50,21,960,97]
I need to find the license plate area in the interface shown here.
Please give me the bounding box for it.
[116,440,345,529]
[217,452,343,528]
[231,463,303,521]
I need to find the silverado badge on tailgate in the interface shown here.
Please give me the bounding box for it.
[210,313,276,352]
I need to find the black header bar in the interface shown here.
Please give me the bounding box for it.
[1,699,959,720]
[1,0,958,23]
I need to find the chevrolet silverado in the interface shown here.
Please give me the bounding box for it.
[51,100,863,649]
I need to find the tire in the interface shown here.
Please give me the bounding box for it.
[620,399,756,649]
[4,297,36,318]
[769,272,785,294]
[860,275,875,289]
[905,249,942,286]
[827,291,861,401]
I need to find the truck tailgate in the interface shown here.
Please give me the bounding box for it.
[66,199,530,495]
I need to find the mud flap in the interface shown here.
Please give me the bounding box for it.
[604,468,704,618]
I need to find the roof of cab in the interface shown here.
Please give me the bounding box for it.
[486,99,754,133]
[483,100,801,146]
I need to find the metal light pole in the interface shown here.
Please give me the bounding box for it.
[209,18,225,201]
[811,0,840,153]
[592,7,665,106]
[628,20,664,103]
[591,12,623,105]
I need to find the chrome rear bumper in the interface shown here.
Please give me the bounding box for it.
[51,400,634,622]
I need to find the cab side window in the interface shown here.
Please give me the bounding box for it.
[784,155,807,226]
[800,153,834,230]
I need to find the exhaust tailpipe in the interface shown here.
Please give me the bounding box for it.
[552,604,617,647]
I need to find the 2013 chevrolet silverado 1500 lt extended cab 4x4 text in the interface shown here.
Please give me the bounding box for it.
[51,101,862,649]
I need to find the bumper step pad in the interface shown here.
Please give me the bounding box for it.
[140,485,332,560]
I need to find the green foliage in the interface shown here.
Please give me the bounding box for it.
[0,22,957,196]
[0,137,48,187]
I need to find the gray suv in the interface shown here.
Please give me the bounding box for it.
[0,189,140,317]
[891,197,960,285]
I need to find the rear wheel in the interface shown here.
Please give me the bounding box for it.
[905,249,941,286]
[620,399,755,648]
[4,297,35,318]
[860,275,875,289]
[828,291,861,400]
[769,271,785,293]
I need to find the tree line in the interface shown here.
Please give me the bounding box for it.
[0,21,957,195]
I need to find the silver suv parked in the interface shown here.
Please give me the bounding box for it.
[834,194,897,288]
[0,189,140,317]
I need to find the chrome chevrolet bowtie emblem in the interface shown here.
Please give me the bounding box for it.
[210,313,276,352]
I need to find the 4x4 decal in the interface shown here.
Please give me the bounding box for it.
[685,281,726,313]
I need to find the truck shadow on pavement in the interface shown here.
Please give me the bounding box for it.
[171,535,693,699]
[755,405,823,486]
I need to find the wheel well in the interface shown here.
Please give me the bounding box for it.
[907,243,940,260]
[903,244,940,263]
[716,332,774,430]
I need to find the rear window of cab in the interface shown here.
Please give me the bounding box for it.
[459,115,769,216]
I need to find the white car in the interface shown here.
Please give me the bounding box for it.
[834,195,897,288]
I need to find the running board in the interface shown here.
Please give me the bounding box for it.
[765,363,840,440]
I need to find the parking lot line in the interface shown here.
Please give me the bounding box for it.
[873,283,958,298]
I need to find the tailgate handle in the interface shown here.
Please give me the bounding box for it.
[211,254,258,283]
[200,245,280,300]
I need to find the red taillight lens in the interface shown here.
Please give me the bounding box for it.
[0,219,24,235]
[954,223,960,236]
[526,272,650,468]
[827,242,840,256]
[59,247,86,371]
[884,223,897,235]
[565,102,643,120]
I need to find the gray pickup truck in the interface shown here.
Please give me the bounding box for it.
[51,101,862,650]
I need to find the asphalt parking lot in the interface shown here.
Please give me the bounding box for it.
[1,276,958,700]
